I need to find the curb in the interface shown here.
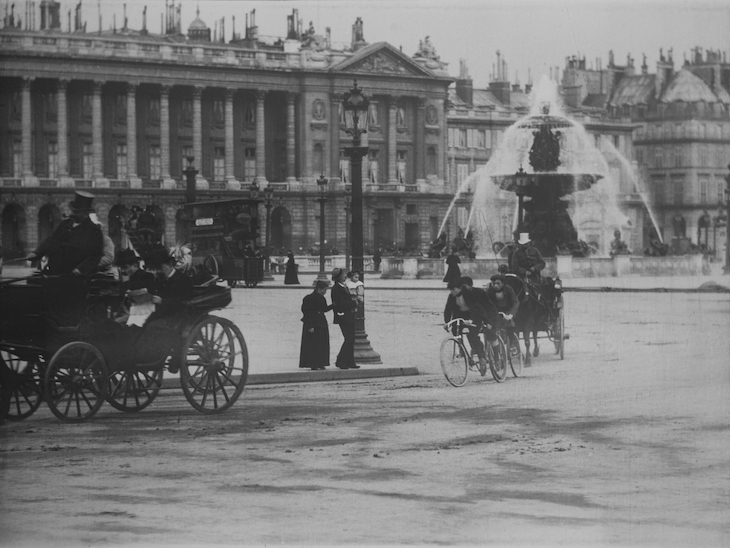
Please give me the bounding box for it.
[160,366,419,389]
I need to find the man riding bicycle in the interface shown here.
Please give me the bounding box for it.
[485,273,520,356]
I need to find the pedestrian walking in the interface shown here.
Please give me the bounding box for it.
[373,248,382,272]
[331,268,359,369]
[284,250,300,285]
[298,280,332,370]
[443,247,461,285]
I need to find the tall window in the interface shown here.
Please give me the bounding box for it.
[654,147,663,169]
[147,98,160,127]
[466,129,475,148]
[458,129,467,148]
[651,176,665,205]
[396,106,406,128]
[477,130,486,149]
[699,146,709,167]
[426,146,437,176]
[244,147,256,181]
[313,143,324,176]
[12,141,22,177]
[180,100,193,128]
[397,151,407,184]
[149,145,161,180]
[82,143,93,179]
[457,163,469,185]
[47,142,58,179]
[339,152,350,184]
[674,147,682,168]
[181,145,193,173]
[447,128,456,147]
[213,100,224,129]
[700,178,709,204]
[368,102,379,127]
[213,147,225,181]
[718,178,725,204]
[368,150,379,183]
[672,176,684,205]
[116,143,128,179]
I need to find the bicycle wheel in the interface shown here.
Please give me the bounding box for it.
[0,350,44,421]
[489,336,508,383]
[508,333,523,377]
[439,338,468,387]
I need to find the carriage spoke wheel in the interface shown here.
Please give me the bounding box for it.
[489,337,508,383]
[180,317,248,414]
[0,350,45,421]
[106,367,163,412]
[203,255,219,277]
[45,342,108,422]
[439,338,468,387]
[508,334,523,378]
[555,306,565,360]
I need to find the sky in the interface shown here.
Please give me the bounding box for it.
[33,0,730,88]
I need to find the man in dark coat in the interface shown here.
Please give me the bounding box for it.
[284,251,300,285]
[331,267,359,369]
[27,191,103,276]
[509,233,545,282]
[485,273,520,353]
[298,280,332,370]
[443,247,461,284]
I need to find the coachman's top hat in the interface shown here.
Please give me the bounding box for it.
[517,232,531,245]
[68,191,96,213]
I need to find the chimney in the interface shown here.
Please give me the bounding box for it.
[489,81,511,106]
[655,48,674,98]
[455,59,473,105]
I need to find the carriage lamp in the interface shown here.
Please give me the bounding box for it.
[342,80,380,363]
[515,165,529,191]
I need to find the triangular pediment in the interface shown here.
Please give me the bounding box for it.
[332,42,437,78]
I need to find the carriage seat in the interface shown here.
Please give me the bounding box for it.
[184,283,232,312]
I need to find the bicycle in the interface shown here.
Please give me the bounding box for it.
[497,312,523,378]
[440,319,508,386]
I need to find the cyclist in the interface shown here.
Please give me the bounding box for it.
[443,280,487,371]
[486,273,520,356]
[453,276,502,369]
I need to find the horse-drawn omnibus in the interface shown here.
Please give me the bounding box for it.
[180,198,265,288]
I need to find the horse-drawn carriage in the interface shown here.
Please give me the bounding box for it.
[179,198,265,288]
[0,272,248,423]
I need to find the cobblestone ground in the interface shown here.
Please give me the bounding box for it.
[1,289,729,546]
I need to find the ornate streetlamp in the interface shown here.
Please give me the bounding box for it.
[344,187,352,271]
[316,174,329,282]
[514,165,529,233]
[249,180,260,200]
[263,184,274,280]
[342,80,381,363]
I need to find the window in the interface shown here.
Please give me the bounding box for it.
[116,143,127,179]
[477,130,486,149]
[651,176,665,205]
[181,145,193,173]
[368,150,379,183]
[81,94,92,123]
[149,145,161,180]
[700,178,709,204]
[699,146,709,167]
[397,151,407,183]
[457,163,469,185]
[654,147,663,169]
[613,135,620,148]
[674,147,682,168]
[115,94,127,126]
[339,152,350,184]
[82,143,93,179]
[313,143,324,176]
[12,141,22,177]
[466,129,475,148]
[447,128,456,147]
[148,98,160,127]
[718,178,726,204]
[368,102,379,127]
[715,145,724,168]
[244,147,256,182]
[44,92,57,123]
[181,100,193,128]
[635,148,644,164]
[47,142,58,179]
[672,176,684,205]
[213,99,224,129]
[458,129,467,148]
[396,106,406,128]
[493,130,502,148]
[426,146,437,176]
[213,146,225,181]
[457,206,469,229]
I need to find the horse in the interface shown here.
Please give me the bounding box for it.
[503,273,560,366]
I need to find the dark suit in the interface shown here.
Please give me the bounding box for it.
[34,217,103,276]
[123,268,156,293]
[509,244,546,281]
[331,281,357,368]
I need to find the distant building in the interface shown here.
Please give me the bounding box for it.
[563,48,730,257]
[0,5,452,260]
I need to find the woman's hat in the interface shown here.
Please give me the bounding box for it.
[517,232,531,245]
[115,248,140,266]
[68,191,96,213]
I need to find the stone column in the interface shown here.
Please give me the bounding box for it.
[286,92,297,182]
[329,93,341,184]
[224,89,241,190]
[91,80,109,187]
[388,98,398,184]
[192,86,208,188]
[415,97,426,186]
[160,84,176,189]
[21,77,38,186]
[126,82,141,188]
[254,90,268,184]
[56,79,74,187]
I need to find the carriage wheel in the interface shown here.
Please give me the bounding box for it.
[507,333,523,378]
[0,350,44,421]
[227,280,239,288]
[439,338,468,387]
[489,337,508,383]
[180,317,248,414]
[203,255,219,277]
[45,342,108,423]
[106,367,163,412]
[245,280,258,288]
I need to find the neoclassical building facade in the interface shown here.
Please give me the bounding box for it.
[0,8,454,259]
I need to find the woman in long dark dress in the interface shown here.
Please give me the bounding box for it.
[443,247,461,285]
[298,280,332,370]
[284,250,299,285]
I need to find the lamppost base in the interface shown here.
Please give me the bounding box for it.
[314,271,329,284]
[354,330,382,364]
